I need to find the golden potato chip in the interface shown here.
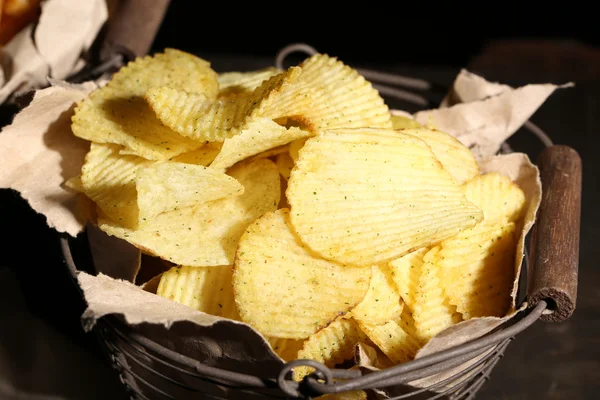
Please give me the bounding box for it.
[287,129,483,266]
[408,247,461,342]
[209,118,310,171]
[247,144,290,162]
[72,49,216,160]
[462,172,526,223]
[288,54,392,130]
[437,221,517,319]
[275,152,295,180]
[288,138,307,162]
[156,265,239,320]
[391,115,422,130]
[98,159,280,266]
[317,391,367,400]
[267,337,305,362]
[218,67,281,98]
[389,248,428,311]
[145,67,310,142]
[81,143,151,228]
[170,142,223,166]
[136,162,244,222]
[294,317,367,379]
[233,209,371,339]
[350,266,403,326]
[402,128,480,184]
[357,319,422,364]
[64,175,84,193]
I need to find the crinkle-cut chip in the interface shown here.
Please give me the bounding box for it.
[267,337,305,362]
[218,67,281,98]
[317,391,367,400]
[209,118,310,171]
[357,319,422,364]
[402,128,480,185]
[170,142,223,166]
[287,129,483,266]
[294,317,367,380]
[288,138,307,162]
[145,67,312,142]
[72,49,216,160]
[247,144,290,162]
[136,162,244,222]
[156,265,239,320]
[410,247,461,342]
[64,175,84,193]
[391,115,422,130]
[233,209,371,339]
[288,54,392,130]
[276,152,295,181]
[81,143,151,228]
[98,159,280,266]
[463,172,526,224]
[437,221,517,319]
[389,248,428,311]
[350,265,403,326]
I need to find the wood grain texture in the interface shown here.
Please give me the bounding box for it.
[528,145,582,322]
[100,0,171,60]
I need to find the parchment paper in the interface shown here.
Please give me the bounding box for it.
[0,67,571,396]
[0,0,107,103]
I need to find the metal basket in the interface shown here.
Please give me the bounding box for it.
[57,44,582,400]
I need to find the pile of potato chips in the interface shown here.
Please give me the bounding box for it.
[67,49,526,380]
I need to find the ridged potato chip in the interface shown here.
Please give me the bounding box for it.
[402,128,480,184]
[98,158,280,266]
[218,67,281,98]
[233,209,371,339]
[136,162,244,222]
[81,143,151,228]
[437,222,517,319]
[156,265,239,320]
[288,138,307,162]
[391,115,422,130]
[268,337,305,362]
[64,175,84,193]
[389,247,428,311]
[350,266,403,326]
[72,49,216,160]
[287,129,483,266]
[462,172,526,223]
[294,317,367,379]
[209,118,310,171]
[276,152,295,181]
[170,142,223,166]
[357,319,422,364]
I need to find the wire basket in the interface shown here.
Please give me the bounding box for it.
[58,44,581,400]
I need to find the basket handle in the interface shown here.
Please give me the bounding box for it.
[527,145,582,322]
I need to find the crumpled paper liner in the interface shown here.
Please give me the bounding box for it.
[0,0,107,104]
[0,66,571,396]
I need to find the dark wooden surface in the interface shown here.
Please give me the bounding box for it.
[0,40,598,399]
[529,146,582,322]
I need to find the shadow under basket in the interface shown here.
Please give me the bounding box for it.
[59,59,581,399]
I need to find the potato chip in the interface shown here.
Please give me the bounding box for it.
[437,221,517,319]
[64,175,84,193]
[317,391,367,400]
[350,266,403,326]
[98,159,280,266]
[391,115,422,130]
[156,265,239,320]
[72,49,216,160]
[287,129,483,266]
[294,317,367,379]
[233,209,371,339]
[275,152,295,180]
[209,118,310,171]
[288,54,392,130]
[136,162,244,222]
[409,247,461,342]
[247,144,290,162]
[389,248,428,311]
[218,67,281,98]
[462,172,526,223]
[357,319,422,364]
[267,337,305,362]
[402,128,480,184]
[288,138,307,162]
[81,143,151,228]
[170,142,223,166]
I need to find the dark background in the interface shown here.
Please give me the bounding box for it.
[1,1,598,399]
